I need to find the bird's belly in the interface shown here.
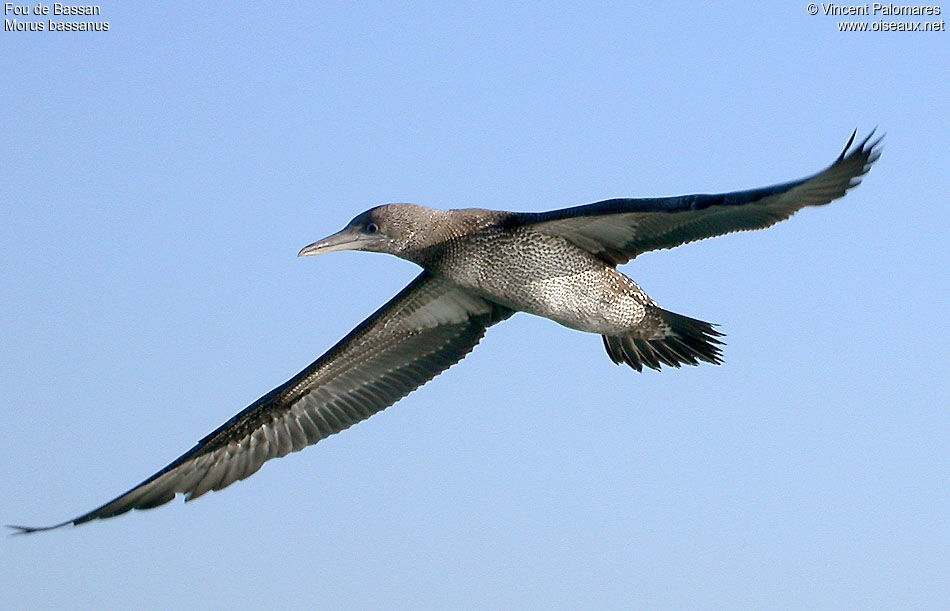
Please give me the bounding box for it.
[438,233,649,334]
[491,269,647,334]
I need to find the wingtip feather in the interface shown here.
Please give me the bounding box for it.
[837,129,859,161]
[6,521,73,535]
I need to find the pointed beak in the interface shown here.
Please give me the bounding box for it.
[297,228,376,257]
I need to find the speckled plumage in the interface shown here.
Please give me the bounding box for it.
[427,225,653,333]
[10,131,881,533]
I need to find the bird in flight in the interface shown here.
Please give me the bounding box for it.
[10,131,881,533]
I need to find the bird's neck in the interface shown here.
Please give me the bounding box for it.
[396,208,508,268]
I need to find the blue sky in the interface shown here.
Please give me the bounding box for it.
[2,3,947,608]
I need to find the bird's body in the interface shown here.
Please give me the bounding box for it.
[406,213,654,334]
[10,131,881,533]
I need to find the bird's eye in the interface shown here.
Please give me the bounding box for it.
[365,223,379,234]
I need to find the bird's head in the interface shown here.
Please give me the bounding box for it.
[298,204,434,259]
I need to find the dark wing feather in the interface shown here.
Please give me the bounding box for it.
[515,131,882,265]
[10,272,512,533]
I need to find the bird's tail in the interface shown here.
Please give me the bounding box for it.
[602,309,724,372]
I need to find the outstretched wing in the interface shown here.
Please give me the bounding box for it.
[514,131,882,265]
[10,272,512,533]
